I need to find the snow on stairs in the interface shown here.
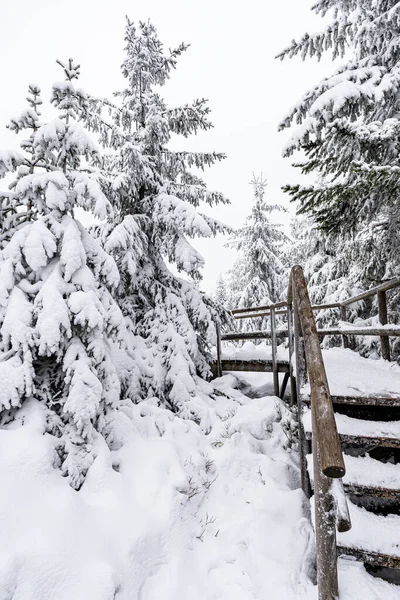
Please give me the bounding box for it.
[303,394,400,581]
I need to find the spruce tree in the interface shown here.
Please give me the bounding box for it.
[85,20,230,420]
[228,175,288,308]
[278,0,400,282]
[288,217,363,337]
[215,274,228,306]
[0,60,128,489]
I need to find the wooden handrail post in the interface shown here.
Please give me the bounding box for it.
[216,324,222,378]
[340,305,349,349]
[378,290,391,361]
[270,307,279,396]
[287,303,297,407]
[292,266,345,479]
[293,288,311,497]
[313,432,339,600]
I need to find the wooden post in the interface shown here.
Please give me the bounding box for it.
[287,303,297,407]
[293,291,311,497]
[313,431,339,600]
[270,307,279,397]
[292,266,345,479]
[378,290,391,361]
[216,324,222,378]
[340,305,349,349]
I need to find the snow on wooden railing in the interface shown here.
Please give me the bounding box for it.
[288,265,347,600]
[218,270,400,599]
[230,274,400,362]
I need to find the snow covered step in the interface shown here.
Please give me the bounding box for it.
[218,359,290,373]
[342,454,400,500]
[303,409,400,448]
[303,395,400,407]
[337,501,400,561]
[308,453,400,501]
[338,546,400,570]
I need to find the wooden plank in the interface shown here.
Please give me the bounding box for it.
[221,330,288,341]
[331,395,400,407]
[317,327,400,337]
[230,300,287,315]
[287,304,297,407]
[306,431,400,449]
[217,359,290,373]
[338,434,400,449]
[270,307,279,396]
[340,306,349,349]
[337,546,400,569]
[304,395,400,407]
[312,302,342,311]
[293,289,311,498]
[292,265,345,479]
[378,290,391,361]
[216,324,222,378]
[343,483,400,501]
[341,276,400,307]
[279,373,290,399]
[313,434,339,600]
[234,311,271,320]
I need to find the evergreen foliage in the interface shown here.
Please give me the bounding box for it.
[85,19,231,417]
[278,0,400,282]
[228,175,288,309]
[215,274,228,306]
[0,60,127,489]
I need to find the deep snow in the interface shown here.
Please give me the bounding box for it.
[1,368,399,599]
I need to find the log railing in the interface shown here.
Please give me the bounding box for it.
[289,266,347,600]
[216,267,400,599]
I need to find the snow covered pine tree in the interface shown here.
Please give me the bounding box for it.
[0,60,127,489]
[85,19,231,423]
[215,274,228,306]
[228,174,288,309]
[277,0,400,285]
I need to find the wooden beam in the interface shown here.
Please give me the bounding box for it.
[287,304,297,407]
[330,395,400,407]
[270,307,279,396]
[340,306,349,349]
[317,327,400,337]
[337,546,400,570]
[216,359,290,373]
[230,300,287,315]
[292,265,345,479]
[221,330,288,341]
[343,483,400,501]
[341,276,400,307]
[378,290,391,360]
[313,435,339,600]
[293,288,311,498]
[216,324,222,378]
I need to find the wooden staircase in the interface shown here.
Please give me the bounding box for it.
[213,266,400,599]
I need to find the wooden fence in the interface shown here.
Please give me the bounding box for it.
[215,267,400,600]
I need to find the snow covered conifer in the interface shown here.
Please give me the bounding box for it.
[229,175,288,309]
[278,1,400,281]
[0,60,127,489]
[85,20,231,420]
[215,274,228,306]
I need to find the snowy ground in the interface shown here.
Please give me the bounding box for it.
[1,364,399,599]
[0,377,315,600]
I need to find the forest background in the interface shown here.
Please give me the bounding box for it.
[0,0,328,293]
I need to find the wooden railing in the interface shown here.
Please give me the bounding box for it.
[216,268,400,599]
[289,266,347,600]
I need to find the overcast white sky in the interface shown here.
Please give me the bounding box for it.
[0,0,332,293]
